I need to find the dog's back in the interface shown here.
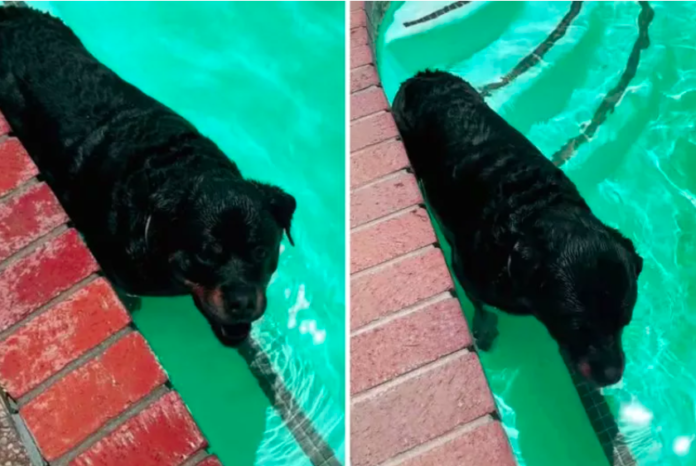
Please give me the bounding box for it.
[393,70,589,299]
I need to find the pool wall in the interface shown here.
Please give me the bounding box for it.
[0,111,221,465]
[349,2,516,465]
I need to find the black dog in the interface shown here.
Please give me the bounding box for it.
[393,70,642,387]
[0,7,296,346]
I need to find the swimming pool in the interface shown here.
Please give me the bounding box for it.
[376,2,696,465]
[25,2,346,465]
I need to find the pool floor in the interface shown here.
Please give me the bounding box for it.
[378,2,696,465]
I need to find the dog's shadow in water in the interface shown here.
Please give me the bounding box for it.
[454,293,612,465]
[131,296,267,466]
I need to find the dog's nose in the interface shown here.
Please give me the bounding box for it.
[227,289,265,322]
[229,293,255,313]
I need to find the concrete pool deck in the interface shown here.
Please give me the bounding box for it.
[349,2,516,465]
[0,112,221,465]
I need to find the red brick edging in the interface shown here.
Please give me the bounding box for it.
[0,111,221,465]
[349,2,516,465]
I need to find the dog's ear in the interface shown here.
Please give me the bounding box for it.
[608,227,642,276]
[255,183,297,246]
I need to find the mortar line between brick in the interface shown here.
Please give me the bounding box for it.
[351,109,390,125]
[350,84,383,97]
[0,224,70,273]
[350,245,436,281]
[0,274,99,343]
[179,449,210,466]
[378,415,495,466]
[16,327,133,407]
[350,136,400,159]
[351,204,421,233]
[351,348,472,404]
[0,176,40,204]
[351,168,410,194]
[51,385,170,466]
[351,291,454,337]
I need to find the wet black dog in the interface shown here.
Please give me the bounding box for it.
[393,70,642,387]
[0,7,296,346]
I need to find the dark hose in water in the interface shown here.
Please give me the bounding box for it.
[238,337,341,466]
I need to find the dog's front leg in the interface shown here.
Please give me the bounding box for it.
[112,287,143,313]
[471,300,499,352]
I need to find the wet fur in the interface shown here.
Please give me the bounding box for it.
[0,7,296,345]
[393,70,642,386]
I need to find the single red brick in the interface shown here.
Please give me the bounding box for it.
[0,113,10,136]
[0,183,68,262]
[351,297,471,395]
[0,229,98,332]
[397,421,517,466]
[70,392,205,466]
[351,139,410,189]
[351,65,380,94]
[351,86,388,121]
[351,9,367,29]
[351,352,495,466]
[21,333,167,461]
[0,138,38,198]
[351,45,373,70]
[351,248,453,330]
[351,27,369,49]
[351,171,421,227]
[0,278,131,398]
[197,456,223,466]
[351,1,365,11]
[351,112,399,152]
[351,208,436,274]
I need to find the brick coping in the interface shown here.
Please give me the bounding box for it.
[349,2,516,466]
[0,114,224,464]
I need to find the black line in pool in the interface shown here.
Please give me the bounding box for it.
[238,337,341,466]
[563,354,637,466]
[403,1,471,28]
[551,1,655,167]
[479,1,584,97]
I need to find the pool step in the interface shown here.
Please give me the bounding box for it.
[349,3,517,465]
[0,113,221,465]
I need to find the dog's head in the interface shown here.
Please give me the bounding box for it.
[159,175,296,346]
[517,227,642,387]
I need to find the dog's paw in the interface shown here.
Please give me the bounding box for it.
[473,312,499,352]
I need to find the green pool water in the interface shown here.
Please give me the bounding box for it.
[378,2,696,465]
[26,2,345,465]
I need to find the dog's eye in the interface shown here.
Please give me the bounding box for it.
[252,247,267,261]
